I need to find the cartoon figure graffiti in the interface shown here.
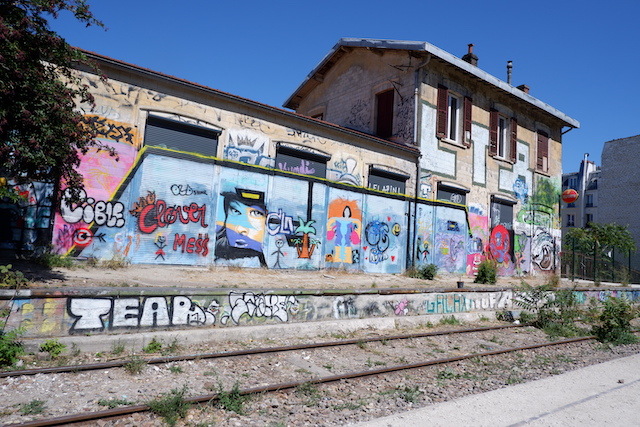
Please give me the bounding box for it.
[292,218,320,259]
[326,199,361,264]
[489,224,511,264]
[215,188,267,266]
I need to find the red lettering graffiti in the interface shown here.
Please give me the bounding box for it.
[173,233,209,257]
[135,198,208,234]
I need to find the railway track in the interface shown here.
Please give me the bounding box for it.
[1,323,632,427]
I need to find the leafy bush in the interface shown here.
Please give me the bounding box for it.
[143,337,163,353]
[407,263,438,280]
[0,327,24,367]
[0,264,29,289]
[39,338,66,358]
[34,248,74,269]
[592,297,639,345]
[474,260,497,284]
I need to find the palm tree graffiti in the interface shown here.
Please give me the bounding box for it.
[292,217,320,259]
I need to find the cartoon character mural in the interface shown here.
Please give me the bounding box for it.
[326,198,362,265]
[467,203,488,276]
[215,188,267,267]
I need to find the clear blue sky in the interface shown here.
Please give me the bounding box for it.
[51,0,640,172]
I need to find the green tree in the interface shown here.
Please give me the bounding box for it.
[564,222,636,255]
[0,0,114,203]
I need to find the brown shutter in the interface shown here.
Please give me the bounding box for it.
[489,109,498,156]
[537,131,549,171]
[436,85,448,138]
[509,117,518,163]
[463,96,472,147]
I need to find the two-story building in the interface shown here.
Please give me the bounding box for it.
[285,38,579,276]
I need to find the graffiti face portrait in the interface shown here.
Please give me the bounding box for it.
[225,199,266,251]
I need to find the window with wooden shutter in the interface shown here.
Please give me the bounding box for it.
[509,117,518,163]
[376,89,394,138]
[489,110,498,156]
[436,85,448,138]
[537,131,549,172]
[463,97,472,147]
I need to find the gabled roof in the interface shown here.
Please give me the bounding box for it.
[284,38,580,129]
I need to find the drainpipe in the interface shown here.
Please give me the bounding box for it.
[409,56,431,269]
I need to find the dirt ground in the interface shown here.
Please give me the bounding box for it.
[7,259,560,290]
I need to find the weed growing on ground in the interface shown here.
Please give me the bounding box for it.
[111,340,126,355]
[147,385,190,427]
[439,315,461,325]
[162,337,182,355]
[100,254,129,270]
[39,338,66,359]
[169,364,183,374]
[215,381,249,414]
[123,356,146,374]
[97,397,135,409]
[296,381,322,407]
[20,399,47,415]
[143,337,163,354]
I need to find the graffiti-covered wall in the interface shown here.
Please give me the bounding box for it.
[2,287,517,338]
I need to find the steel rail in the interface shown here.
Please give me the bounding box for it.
[1,324,522,378]
[10,335,596,427]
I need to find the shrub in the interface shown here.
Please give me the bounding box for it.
[407,263,438,280]
[474,260,497,284]
[0,264,29,289]
[0,327,24,367]
[593,297,639,345]
[143,337,163,354]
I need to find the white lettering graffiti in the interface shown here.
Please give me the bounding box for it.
[60,189,125,228]
[222,292,298,325]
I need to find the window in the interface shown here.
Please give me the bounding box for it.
[145,115,220,156]
[489,110,517,162]
[585,194,593,207]
[491,197,515,229]
[375,89,394,138]
[537,131,549,172]
[437,183,469,205]
[436,85,472,146]
[275,146,328,179]
[567,214,575,227]
[586,213,593,224]
[568,177,578,189]
[368,167,408,194]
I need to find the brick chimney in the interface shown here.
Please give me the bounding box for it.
[517,84,530,94]
[462,44,478,66]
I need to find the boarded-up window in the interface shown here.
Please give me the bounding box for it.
[276,146,328,179]
[145,116,220,156]
[437,183,468,205]
[368,167,408,194]
[376,90,394,138]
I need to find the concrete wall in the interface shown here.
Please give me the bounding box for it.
[5,286,640,339]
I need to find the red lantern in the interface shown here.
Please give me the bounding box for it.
[562,188,579,204]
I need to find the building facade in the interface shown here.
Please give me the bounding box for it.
[1,39,579,277]
[285,39,579,276]
[599,135,640,249]
[561,154,600,237]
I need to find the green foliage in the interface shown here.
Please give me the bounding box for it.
[564,223,636,256]
[20,399,47,415]
[97,397,134,409]
[35,250,74,269]
[474,260,497,284]
[0,0,116,202]
[216,381,250,414]
[407,263,438,280]
[592,297,639,345]
[39,338,66,358]
[515,284,588,338]
[0,264,29,289]
[123,356,146,374]
[0,327,25,367]
[143,337,163,354]
[146,385,190,427]
[439,315,461,325]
